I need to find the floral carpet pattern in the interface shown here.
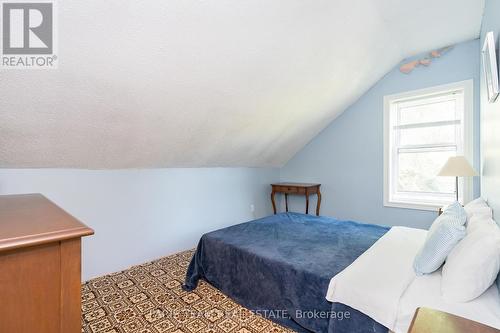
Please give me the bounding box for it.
[81,250,294,333]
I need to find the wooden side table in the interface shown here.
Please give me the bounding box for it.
[408,307,499,333]
[0,194,94,333]
[271,182,321,216]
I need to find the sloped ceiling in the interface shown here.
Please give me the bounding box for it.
[0,0,484,168]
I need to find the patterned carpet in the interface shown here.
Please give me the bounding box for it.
[81,250,295,333]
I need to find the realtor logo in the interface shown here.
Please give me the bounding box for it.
[1,1,57,68]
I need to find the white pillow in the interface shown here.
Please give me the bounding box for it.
[441,215,500,302]
[468,210,496,233]
[464,197,492,220]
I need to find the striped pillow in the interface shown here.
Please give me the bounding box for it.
[413,201,467,275]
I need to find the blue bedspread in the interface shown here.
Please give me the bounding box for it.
[184,213,390,333]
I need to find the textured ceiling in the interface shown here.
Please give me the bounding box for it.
[0,0,485,168]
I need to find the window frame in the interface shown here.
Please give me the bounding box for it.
[383,80,474,211]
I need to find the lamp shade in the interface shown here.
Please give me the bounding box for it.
[438,156,478,177]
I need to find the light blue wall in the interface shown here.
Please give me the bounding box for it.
[0,168,278,280]
[280,39,480,229]
[479,0,500,222]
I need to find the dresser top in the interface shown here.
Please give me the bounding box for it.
[0,194,94,252]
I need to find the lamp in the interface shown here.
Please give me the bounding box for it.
[438,156,478,203]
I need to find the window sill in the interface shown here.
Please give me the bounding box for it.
[384,200,445,212]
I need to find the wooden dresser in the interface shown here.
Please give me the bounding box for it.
[0,194,94,333]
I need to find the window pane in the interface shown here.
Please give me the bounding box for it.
[398,99,458,125]
[398,124,458,146]
[397,150,455,193]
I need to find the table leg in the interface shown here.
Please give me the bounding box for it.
[285,193,289,212]
[316,189,322,216]
[271,191,277,214]
[305,193,309,214]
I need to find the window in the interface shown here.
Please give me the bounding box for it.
[384,80,473,210]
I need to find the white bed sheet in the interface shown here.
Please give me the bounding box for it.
[325,226,500,332]
[325,227,426,329]
[394,268,500,333]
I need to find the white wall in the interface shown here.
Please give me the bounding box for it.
[0,168,278,280]
[480,0,500,221]
[0,1,483,169]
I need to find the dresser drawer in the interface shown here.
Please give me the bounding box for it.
[275,186,299,193]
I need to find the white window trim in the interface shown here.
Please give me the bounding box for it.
[383,80,474,211]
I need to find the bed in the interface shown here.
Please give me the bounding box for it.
[183,212,390,332]
[184,212,500,332]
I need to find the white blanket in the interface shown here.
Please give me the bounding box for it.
[325,226,427,331]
